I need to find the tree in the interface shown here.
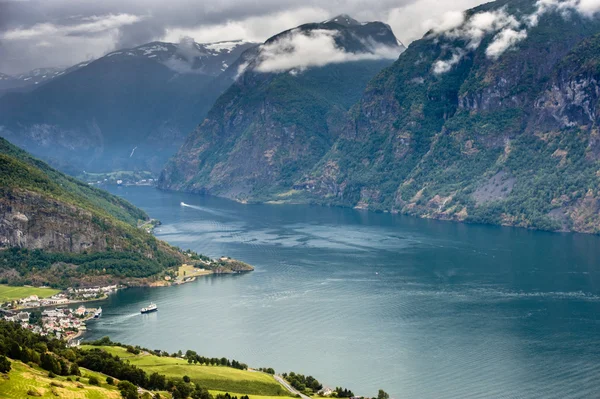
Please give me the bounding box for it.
[183,375,191,383]
[118,380,139,399]
[173,380,193,399]
[70,363,81,376]
[377,390,389,399]
[88,376,100,385]
[148,372,166,390]
[106,376,115,385]
[0,355,11,373]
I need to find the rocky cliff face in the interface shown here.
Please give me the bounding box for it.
[303,1,600,233]
[0,189,110,252]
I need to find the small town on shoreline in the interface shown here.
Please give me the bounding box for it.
[0,285,118,344]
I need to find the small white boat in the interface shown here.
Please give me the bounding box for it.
[93,307,102,319]
[141,303,158,314]
[180,202,185,206]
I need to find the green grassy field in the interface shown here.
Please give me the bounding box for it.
[0,285,61,302]
[80,345,291,397]
[0,360,121,399]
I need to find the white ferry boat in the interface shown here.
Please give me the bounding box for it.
[93,307,102,319]
[141,303,158,314]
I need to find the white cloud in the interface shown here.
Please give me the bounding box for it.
[431,0,600,74]
[442,9,520,49]
[2,14,142,40]
[385,0,484,44]
[424,11,466,34]
[252,29,401,73]
[486,28,528,59]
[433,49,465,74]
[163,8,327,44]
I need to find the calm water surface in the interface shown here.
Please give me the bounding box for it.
[85,186,600,399]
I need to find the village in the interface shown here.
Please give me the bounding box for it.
[1,284,118,310]
[0,284,118,344]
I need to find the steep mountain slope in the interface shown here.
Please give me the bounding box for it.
[159,16,404,199]
[0,40,256,174]
[0,137,187,286]
[303,0,600,233]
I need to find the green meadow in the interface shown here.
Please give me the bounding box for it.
[0,285,61,303]
[0,360,121,399]
[80,345,292,397]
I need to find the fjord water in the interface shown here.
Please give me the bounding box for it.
[88,186,600,399]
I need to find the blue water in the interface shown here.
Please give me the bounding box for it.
[85,186,600,399]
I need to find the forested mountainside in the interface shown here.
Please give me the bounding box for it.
[161,1,600,234]
[0,40,256,174]
[158,15,404,199]
[0,137,187,287]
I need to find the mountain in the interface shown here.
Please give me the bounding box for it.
[301,0,600,233]
[160,0,600,234]
[0,64,90,96]
[0,136,187,287]
[159,15,404,199]
[0,40,256,175]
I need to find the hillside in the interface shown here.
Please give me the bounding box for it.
[0,40,256,174]
[159,15,404,199]
[161,0,600,234]
[79,345,289,397]
[0,137,186,287]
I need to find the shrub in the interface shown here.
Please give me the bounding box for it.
[88,376,100,385]
[48,371,56,378]
[106,376,114,385]
[0,355,11,373]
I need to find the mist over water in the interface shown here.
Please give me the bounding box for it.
[85,186,600,399]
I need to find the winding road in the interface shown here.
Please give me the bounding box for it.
[274,375,311,399]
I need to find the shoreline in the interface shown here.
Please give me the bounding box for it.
[17,294,110,311]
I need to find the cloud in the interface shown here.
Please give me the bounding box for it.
[431,0,600,74]
[162,36,207,73]
[424,11,466,34]
[485,28,527,59]
[441,9,521,50]
[432,49,465,74]
[252,29,401,73]
[163,7,327,44]
[385,0,484,44]
[0,0,491,74]
[1,14,142,40]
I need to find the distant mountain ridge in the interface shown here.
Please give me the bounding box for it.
[0,39,257,175]
[0,63,92,95]
[159,15,404,198]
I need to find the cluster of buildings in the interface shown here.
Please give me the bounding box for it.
[67,285,117,300]
[8,285,118,310]
[1,305,96,341]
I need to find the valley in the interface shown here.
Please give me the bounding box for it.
[1,1,600,398]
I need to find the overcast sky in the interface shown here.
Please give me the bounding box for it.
[0,0,487,74]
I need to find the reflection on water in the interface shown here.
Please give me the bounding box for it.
[83,186,600,399]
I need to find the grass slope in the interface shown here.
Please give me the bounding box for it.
[0,360,121,399]
[0,285,60,302]
[81,346,290,397]
[0,137,146,226]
